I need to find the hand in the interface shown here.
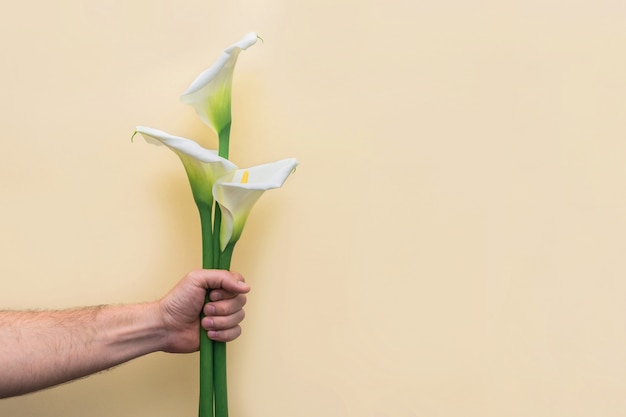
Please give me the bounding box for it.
[158,269,250,353]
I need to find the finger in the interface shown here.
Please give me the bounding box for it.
[209,288,240,302]
[207,326,242,342]
[202,309,245,331]
[204,294,247,317]
[221,271,250,294]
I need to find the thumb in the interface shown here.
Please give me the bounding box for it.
[195,269,250,294]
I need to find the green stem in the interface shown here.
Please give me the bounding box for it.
[198,202,215,417]
[211,122,232,417]
[218,123,231,159]
[212,205,222,269]
[214,243,234,417]
[219,242,236,270]
[198,201,215,268]
[213,341,228,417]
[199,293,214,417]
[213,121,229,272]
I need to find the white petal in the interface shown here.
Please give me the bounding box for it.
[134,126,236,169]
[216,158,299,191]
[213,158,298,249]
[181,32,259,98]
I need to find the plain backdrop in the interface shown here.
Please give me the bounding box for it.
[1,0,626,416]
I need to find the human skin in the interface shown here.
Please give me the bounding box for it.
[0,269,250,398]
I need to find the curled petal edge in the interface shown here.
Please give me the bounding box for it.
[180,32,259,99]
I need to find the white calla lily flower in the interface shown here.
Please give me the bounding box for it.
[133,126,237,206]
[181,32,259,139]
[213,158,299,250]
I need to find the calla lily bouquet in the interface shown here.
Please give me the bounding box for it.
[133,32,298,417]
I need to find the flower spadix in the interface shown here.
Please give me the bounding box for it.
[133,126,236,206]
[181,32,259,139]
[213,158,299,250]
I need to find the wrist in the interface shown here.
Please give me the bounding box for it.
[156,297,202,354]
[102,302,169,357]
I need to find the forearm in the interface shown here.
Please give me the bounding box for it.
[0,303,165,398]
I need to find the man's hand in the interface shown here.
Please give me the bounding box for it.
[0,269,251,398]
[158,269,250,353]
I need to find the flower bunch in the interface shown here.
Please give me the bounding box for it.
[133,32,298,417]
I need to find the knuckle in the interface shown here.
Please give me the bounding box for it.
[187,269,203,282]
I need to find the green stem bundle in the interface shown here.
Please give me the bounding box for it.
[198,126,234,417]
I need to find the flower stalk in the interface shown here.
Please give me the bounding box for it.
[211,106,230,417]
[198,203,215,417]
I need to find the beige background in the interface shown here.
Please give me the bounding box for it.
[1,0,625,416]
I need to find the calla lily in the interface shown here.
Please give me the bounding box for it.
[134,33,298,417]
[133,126,237,207]
[213,158,299,251]
[180,32,259,146]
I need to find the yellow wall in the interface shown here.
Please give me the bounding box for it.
[1,0,626,416]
